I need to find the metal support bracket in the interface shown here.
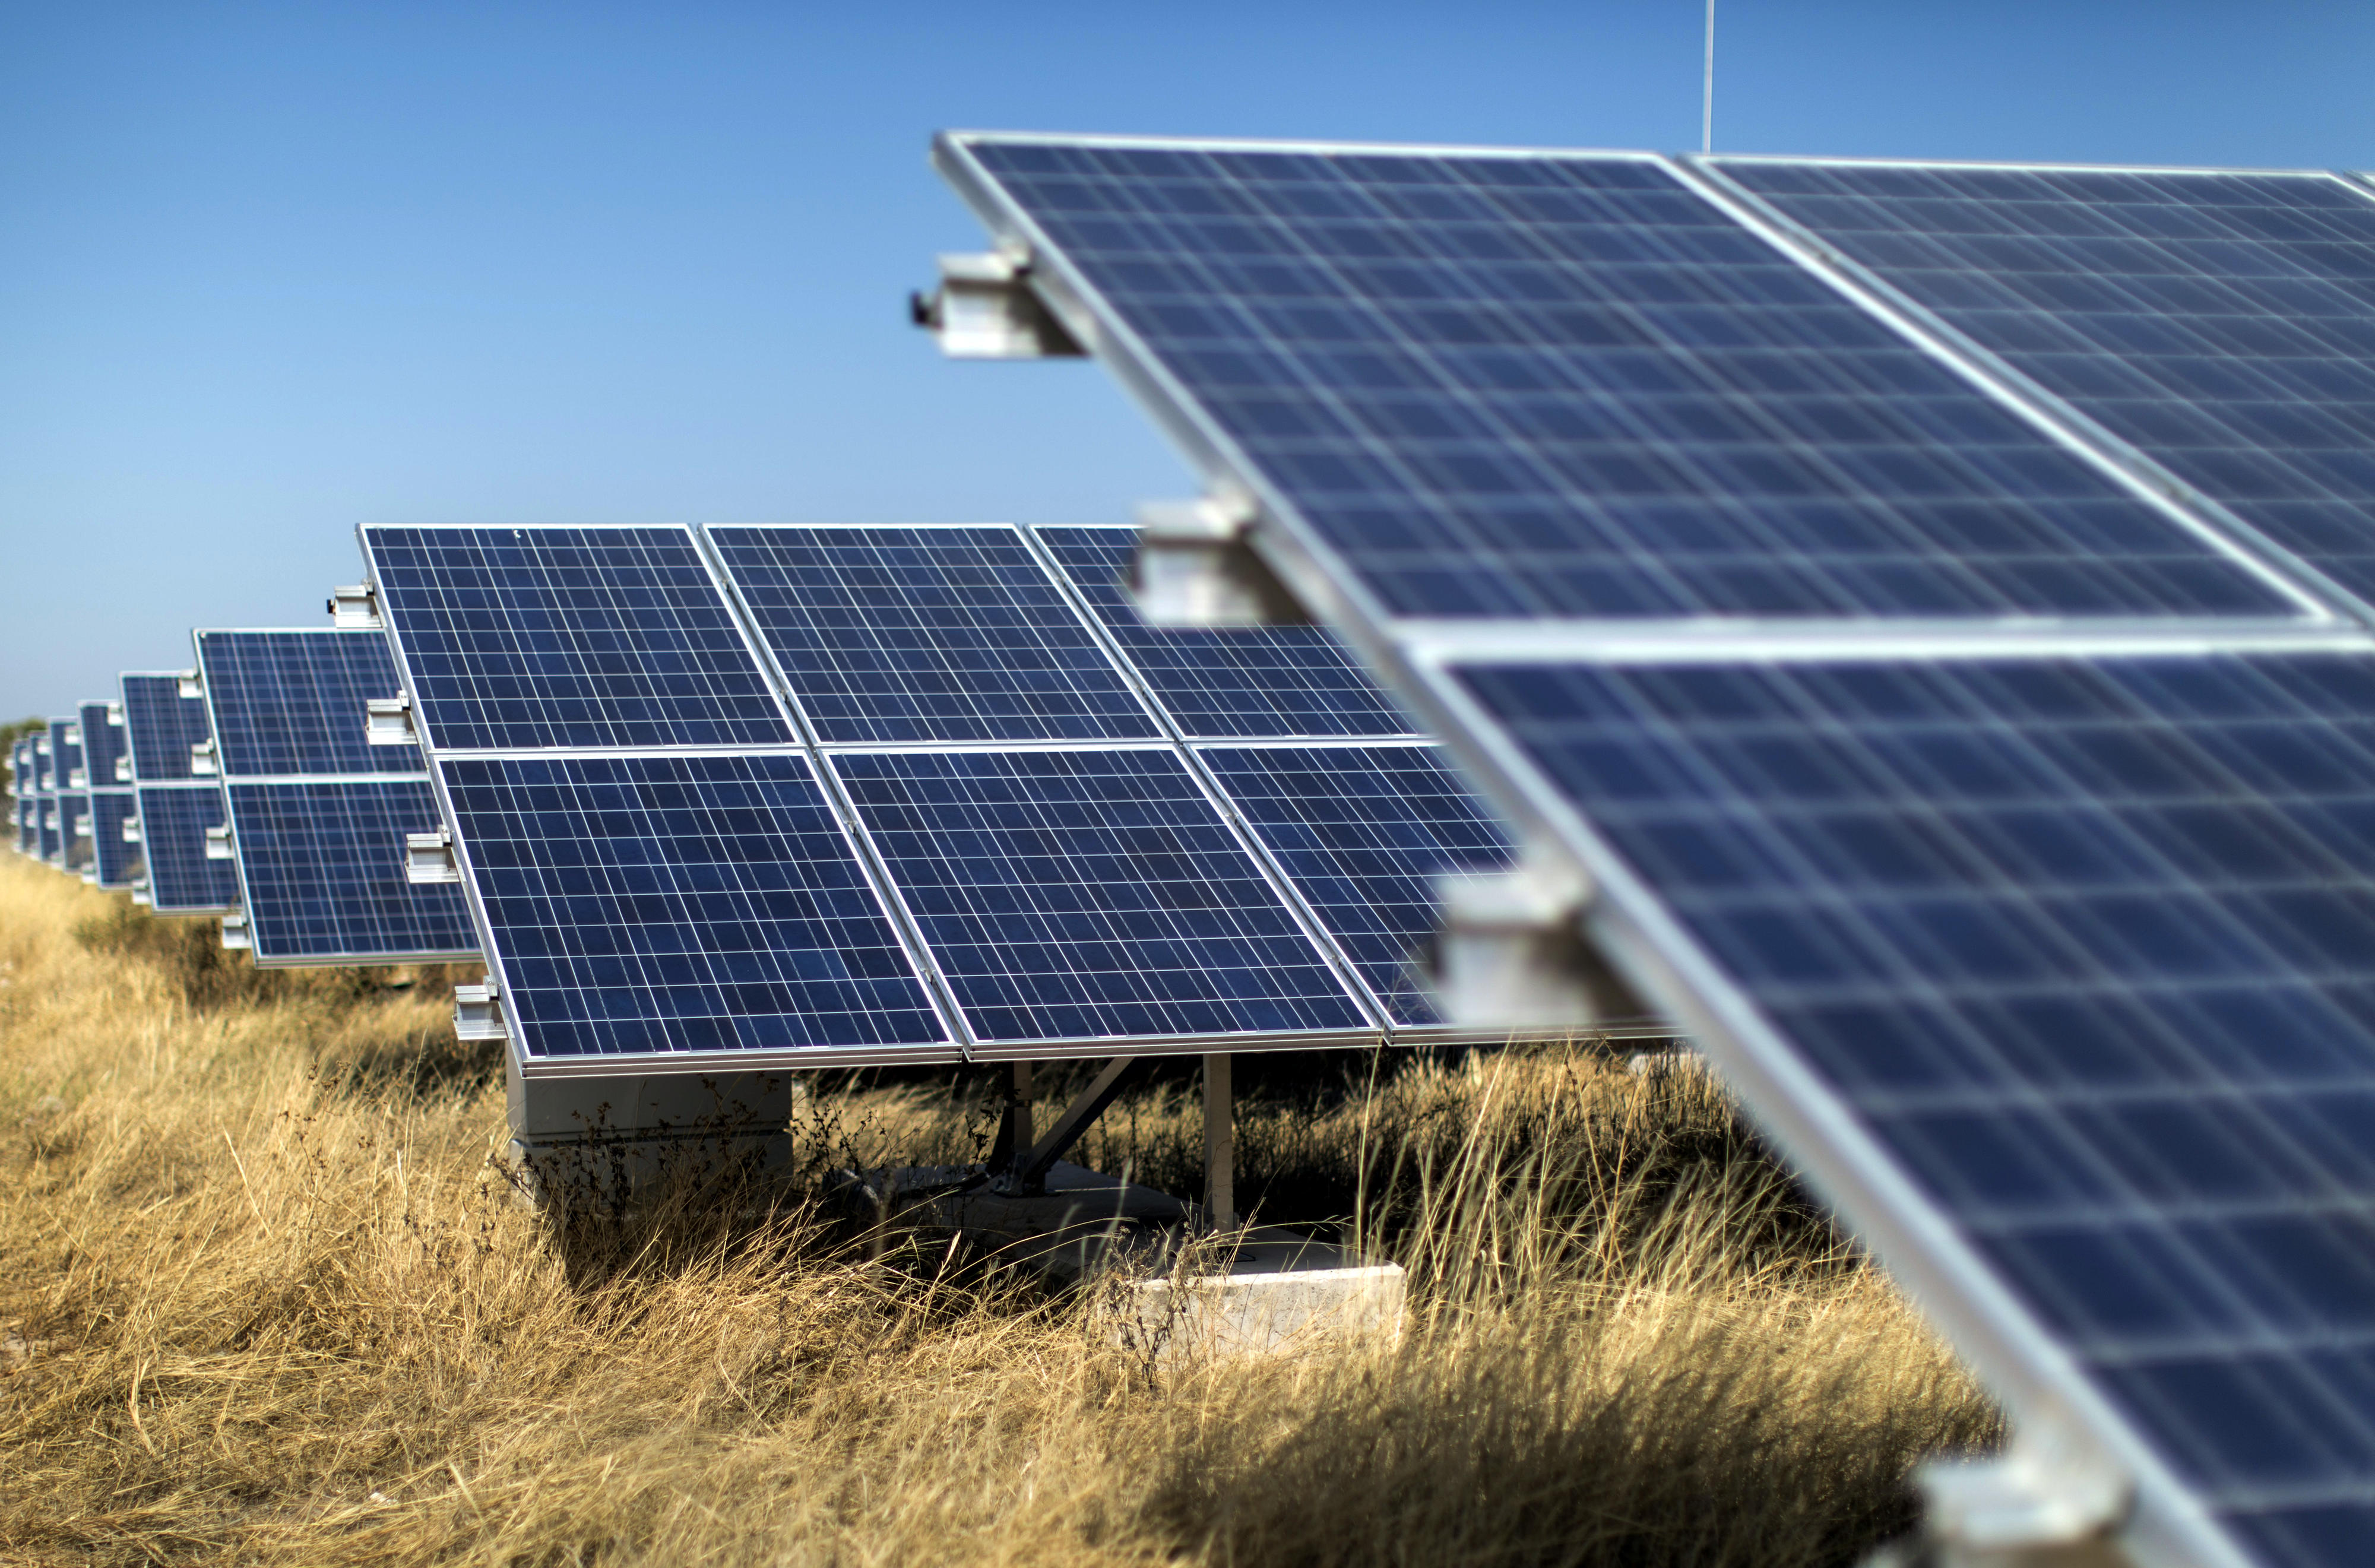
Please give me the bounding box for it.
[328,584,384,629]
[191,739,219,777]
[1432,863,1647,1030]
[220,913,250,951]
[1130,493,1312,627]
[368,693,420,747]
[1868,1430,2133,1567]
[405,826,461,884]
[989,1056,1136,1195]
[1204,1052,1234,1230]
[114,755,132,783]
[911,248,1087,359]
[176,670,204,701]
[204,823,234,860]
[122,816,141,844]
[454,978,508,1043]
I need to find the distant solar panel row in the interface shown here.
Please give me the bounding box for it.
[360,521,1528,1070]
[933,135,2375,1568]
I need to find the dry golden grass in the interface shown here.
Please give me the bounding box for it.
[0,851,1997,1566]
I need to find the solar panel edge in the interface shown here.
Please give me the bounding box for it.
[1687,153,2371,633]
[1405,648,2273,1568]
[218,777,477,967]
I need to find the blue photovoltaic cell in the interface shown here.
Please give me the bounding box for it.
[835,747,1367,1042]
[78,702,126,789]
[708,525,1158,743]
[36,796,59,862]
[31,736,52,793]
[1037,527,1420,739]
[438,752,945,1057]
[138,785,240,913]
[363,526,794,750]
[49,720,80,790]
[15,797,32,857]
[88,793,140,889]
[958,138,2294,621]
[1720,161,2375,610]
[197,631,417,778]
[1457,651,2375,1567]
[122,673,215,781]
[1201,743,1515,1025]
[225,780,475,961]
[57,793,91,873]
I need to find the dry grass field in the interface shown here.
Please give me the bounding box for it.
[0,850,1997,1566]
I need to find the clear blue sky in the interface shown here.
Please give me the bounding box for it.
[5,1,2371,719]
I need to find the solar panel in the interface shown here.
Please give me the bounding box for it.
[195,629,473,964]
[77,700,128,789]
[121,671,216,781]
[1710,159,2375,610]
[136,785,241,914]
[56,791,91,875]
[935,135,2375,1568]
[362,525,796,750]
[1034,525,1420,738]
[47,719,83,869]
[831,746,1373,1047]
[87,791,140,889]
[195,630,420,778]
[438,751,951,1059]
[940,136,2305,623]
[708,524,1161,743]
[1198,742,1515,1025]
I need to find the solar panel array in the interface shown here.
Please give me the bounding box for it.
[937,134,2375,1568]
[192,629,476,965]
[360,520,1540,1076]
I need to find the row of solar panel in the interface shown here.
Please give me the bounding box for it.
[348,520,1554,1066]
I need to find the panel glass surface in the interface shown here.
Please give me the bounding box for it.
[56,793,91,873]
[1201,743,1514,1025]
[224,780,475,961]
[1721,160,2375,609]
[438,752,946,1057]
[48,721,79,791]
[122,673,215,782]
[960,138,2291,620]
[138,785,240,913]
[1037,527,1420,737]
[834,747,1367,1042]
[363,525,793,750]
[78,703,126,788]
[30,736,52,793]
[197,631,417,778]
[88,792,140,888]
[709,525,1157,743]
[35,798,58,861]
[1458,650,2375,1567]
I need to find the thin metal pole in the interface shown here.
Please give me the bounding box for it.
[1702,0,1715,156]
[1011,1060,1034,1157]
[1204,1053,1234,1230]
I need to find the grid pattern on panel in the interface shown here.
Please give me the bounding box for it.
[365,527,793,750]
[226,781,475,960]
[1037,527,1418,738]
[198,632,417,778]
[57,794,91,873]
[31,736,51,793]
[88,794,141,888]
[439,753,945,1057]
[35,796,58,861]
[138,786,240,913]
[1458,651,2375,1568]
[15,797,32,857]
[963,140,2292,621]
[1722,161,2375,608]
[48,722,80,792]
[834,747,1367,1042]
[122,674,214,781]
[710,525,1157,744]
[1201,744,1514,1025]
[78,704,126,788]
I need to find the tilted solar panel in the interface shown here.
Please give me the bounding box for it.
[121,671,216,781]
[709,524,1160,743]
[1034,525,1419,738]
[87,791,140,889]
[941,137,2305,623]
[195,628,473,964]
[56,791,91,875]
[48,720,84,870]
[135,785,241,914]
[831,746,1372,1048]
[438,752,949,1059]
[30,732,52,794]
[935,134,2375,1568]
[77,701,128,789]
[363,525,795,750]
[195,630,420,778]
[1711,160,2375,612]
[1199,742,1515,1027]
